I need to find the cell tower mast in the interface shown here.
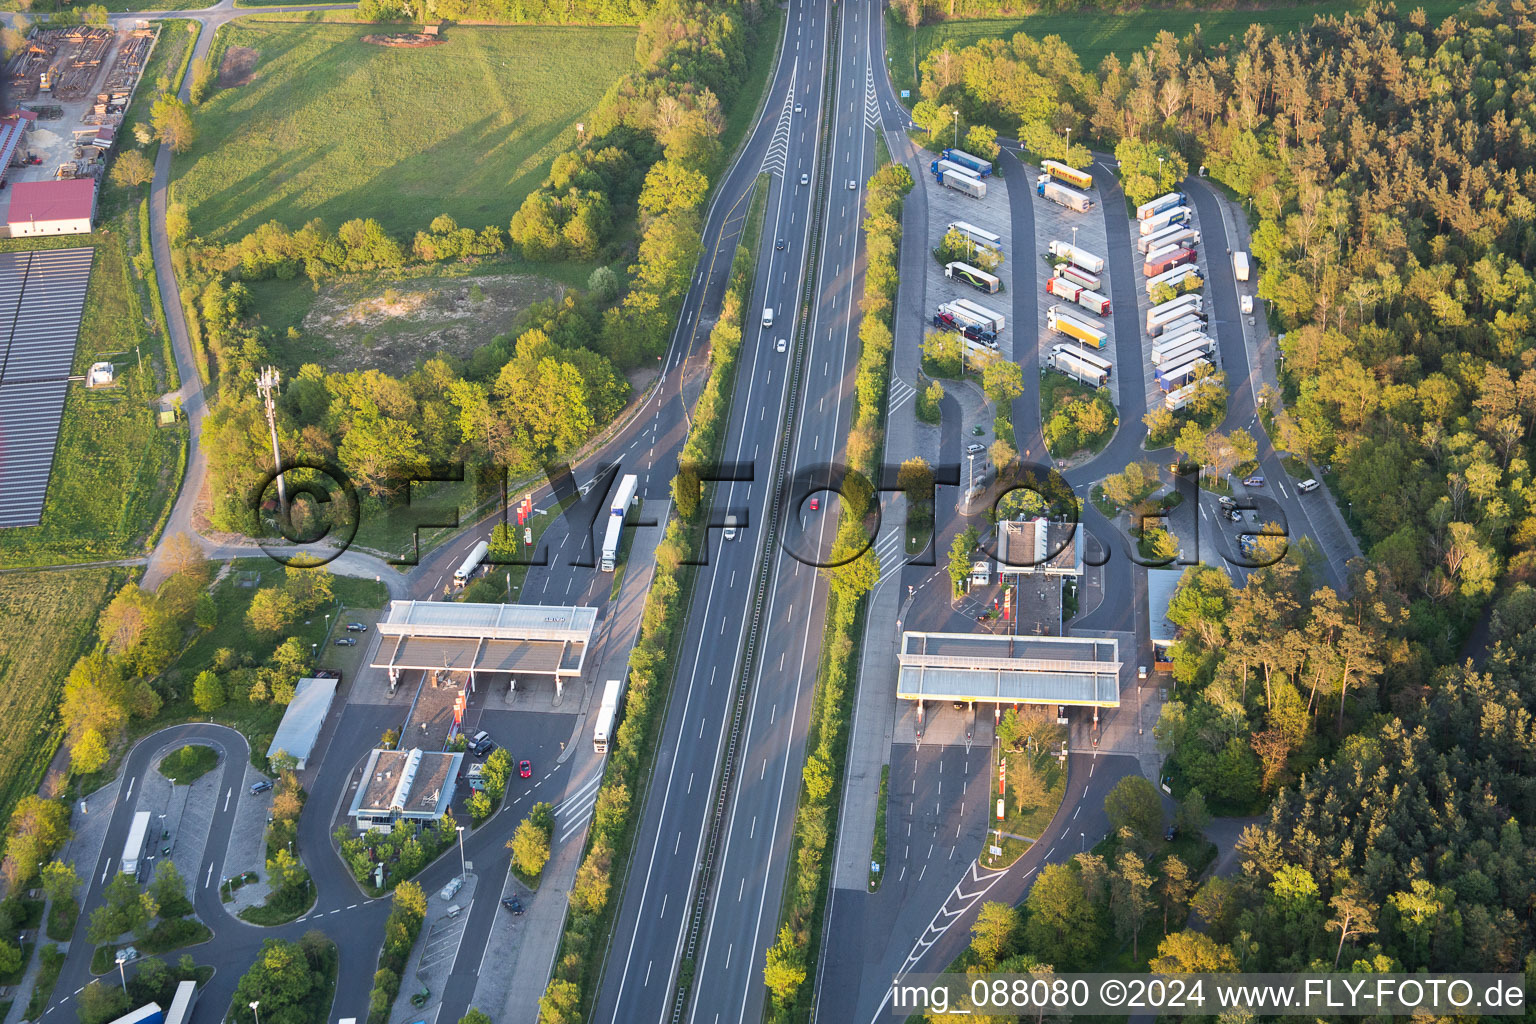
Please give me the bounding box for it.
[256,366,287,511]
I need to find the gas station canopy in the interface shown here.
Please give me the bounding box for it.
[897,631,1120,707]
[371,601,597,681]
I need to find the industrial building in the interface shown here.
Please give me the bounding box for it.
[5,178,96,236]
[265,677,338,769]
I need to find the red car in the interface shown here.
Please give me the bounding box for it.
[809,497,819,511]
[519,759,532,779]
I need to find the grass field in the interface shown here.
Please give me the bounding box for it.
[886,0,1471,98]
[174,22,639,242]
[0,569,124,823]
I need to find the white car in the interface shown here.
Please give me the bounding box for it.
[794,103,802,114]
[847,179,856,190]
[776,337,787,353]
[800,173,809,186]
[439,877,464,901]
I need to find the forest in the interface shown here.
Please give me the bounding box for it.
[182,0,759,536]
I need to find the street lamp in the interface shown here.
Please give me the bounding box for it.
[1157,154,1164,185]
[456,825,467,880]
[1079,830,1086,851]
[250,1001,261,1024]
[966,453,976,512]
[953,109,959,148]
[116,959,128,994]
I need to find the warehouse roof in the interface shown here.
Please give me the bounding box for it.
[7,178,95,226]
[265,677,337,769]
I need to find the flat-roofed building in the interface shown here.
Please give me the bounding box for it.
[348,747,464,829]
[995,518,1083,579]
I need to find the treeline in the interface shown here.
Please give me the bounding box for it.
[890,0,1252,29]
[763,161,913,1019]
[357,0,704,26]
[364,882,426,1024]
[914,1,1536,653]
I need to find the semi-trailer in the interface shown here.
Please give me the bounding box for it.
[942,148,993,176]
[1135,192,1185,220]
[950,297,1005,333]
[1145,249,1197,277]
[122,810,151,879]
[1140,205,1192,236]
[1151,335,1213,367]
[945,221,1002,253]
[1137,224,1200,254]
[1156,356,1212,391]
[1046,240,1105,274]
[1049,346,1110,387]
[1148,310,1204,337]
[1164,381,1199,411]
[453,540,490,586]
[940,169,986,199]
[1046,276,1081,303]
[1233,250,1251,282]
[1145,265,1204,295]
[1040,159,1093,190]
[932,158,981,181]
[599,473,639,572]
[938,301,1003,336]
[1054,264,1101,291]
[945,262,1001,294]
[593,674,627,753]
[1146,293,1203,331]
[1143,242,1184,267]
[1036,176,1093,212]
[1045,305,1107,349]
[933,309,997,344]
[1057,343,1111,372]
[1077,289,1111,316]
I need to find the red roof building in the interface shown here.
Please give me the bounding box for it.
[6,179,96,237]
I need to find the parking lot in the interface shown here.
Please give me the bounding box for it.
[1128,189,1220,418]
[1029,163,1117,394]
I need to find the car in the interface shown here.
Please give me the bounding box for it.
[1298,478,1320,493]
[775,238,785,250]
[345,622,368,632]
[313,669,342,680]
[335,637,357,646]
[1225,509,1243,522]
[502,897,524,914]
[1137,666,1148,682]
[952,700,966,710]
[966,443,986,456]
[1164,825,1177,842]
[438,877,464,901]
[1217,495,1237,509]
[809,496,819,511]
[468,730,495,756]
[800,173,809,186]
[775,337,787,353]
[847,179,856,190]
[794,103,802,114]
[115,946,138,965]
[1243,475,1266,487]
[249,780,273,795]
[519,759,533,779]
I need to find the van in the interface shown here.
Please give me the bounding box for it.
[762,307,774,328]
[723,515,739,541]
[445,904,463,919]
[469,730,494,756]
[1298,478,1320,493]
[1240,294,1254,314]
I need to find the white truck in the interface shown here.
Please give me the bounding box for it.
[1049,345,1110,387]
[1164,380,1199,411]
[599,474,639,572]
[453,540,490,586]
[1146,294,1204,333]
[1232,250,1251,282]
[1135,192,1185,220]
[1046,240,1104,275]
[1137,224,1200,254]
[592,676,626,754]
[1145,265,1204,296]
[121,810,151,879]
[1036,176,1093,212]
[1140,205,1192,236]
[1148,312,1205,339]
[949,297,1004,334]
[940,170,986,199]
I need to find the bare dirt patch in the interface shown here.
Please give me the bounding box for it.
[360,33,448,48]
[301,273,565,377]
[218,46,258,88]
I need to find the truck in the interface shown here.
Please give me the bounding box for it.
[1156,356,1212,392]
[1146,294,1203,332]
[1046,276,1081,303]
[945,221,1002,255]
[1054,264,1101,291]
[599,474,639,572]
[1151,334,1212,367]
[161,981,196,1024]
[1076,289,1111,316]
[942,148,993,177]
[592,675,626,753]
[1145,265,1204,296]
[1149,313,1205,339]
[945,262,1000,294]
[940,170,986,199]
[1164,381,1199,412]
[1140,205,1192,236]
[1049,346,1110,387]
[933,309,996,344]
[1045,305,1107,349]
[1144,248,1196,277]
[122,810,151,879]
[1040,159,1093,190]
[453,540,490,586]
[106,1004,164,1024]
[932,158,981,181]
[1143,242,1184,267]
[1232,250,1251,282]
[950,297,1004,334]
[1135,192,1185,220]
[1046,240,1104,275]
[1036,176,1093,212]
[1137,224,1200,254]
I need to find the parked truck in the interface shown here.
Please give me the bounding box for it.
[1076,289,1111,316]
[1143,242,1184,267]
[599,474,639,572]
[932,158,980,181]
[122,810,151,879]
[1135,191,1185,220]
[1146,293,1203,332]
[1151,334,1212,367]
[1046,305,1107,349]
[940,170,986,199]
[592,674,627,753]
[1145,265,1204,296]
[1049,346,1110,387]
[1046,240,1104,274]
[1055,264,1101,291]
[1040,159,1093,190]
[453,540,490,586]
[1145,248,1196,277]
[933,309,997,344]
[1156,356,1212,391]
[1140,205,1192,236]
[1046,276,1081,303]
[1137,224,1200,254]
[1149,313,1205,339]
[1036,176,1093,212]
[1164,380,1199,411]
[1233,250,1251,282]
[948,297,1004,334]
[945,261,1000,294]
[942,148,993,177]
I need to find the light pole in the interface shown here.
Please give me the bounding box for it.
[1157,154,1164,186]
[250,1001,261,1024]
[456,825,466,880]
[953,109,959,148]
[966,453,975,512]
[116,959,128,994]
[1079,830,1086,852]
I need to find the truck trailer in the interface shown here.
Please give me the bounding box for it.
[1135,192,1185,220]
[1140,205,1192,236]
[599,474,639,572]
[1046,276,1081,303]
[1054,264,1101,291]
[1151,334,1213,368]
[945,262,1000,294]
[933,309,997,344]
[1145,265,1204,295]
[1149,312,1205,339]
[1143,242,1185,267]
[943,148,993,176]
[1233,250,1251,282]
[1040,159,1093,190]
[1046,240,1105,274]
[1145,248,1197,277]
[1164,381,1199,411]
[122,810,151,879]
[949,297,1005,333]
[940,170,986,198]
[453,540,490,586]
[1049,346,1110,387]
[1145,293,1203,332]
[932,158,980,181]
[593,675,626,753]
[1045,305,1107,349]
[1076,289,1111,316]
[945,221,1002,254]
[1137,224,1200,254]
[1156,356,1212,391]
[1036,176,1093,212]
